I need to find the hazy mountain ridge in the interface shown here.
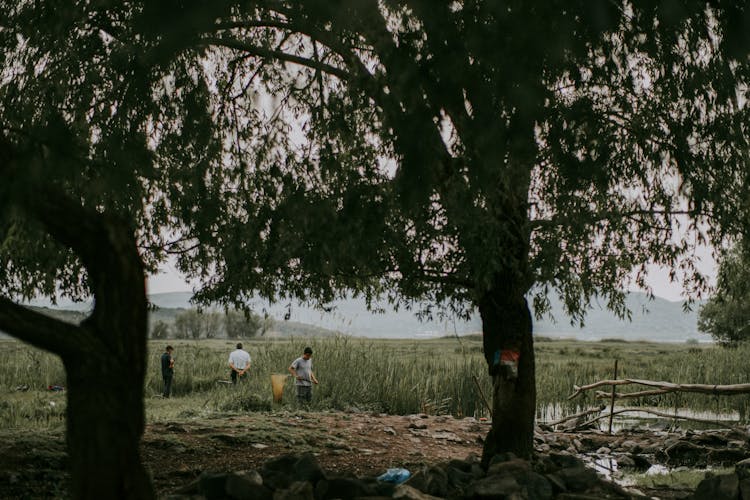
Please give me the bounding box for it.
[9,290,708,342]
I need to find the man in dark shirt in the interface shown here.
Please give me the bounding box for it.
[161,346,175,398]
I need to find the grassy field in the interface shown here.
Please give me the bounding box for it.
[2,335,750,431]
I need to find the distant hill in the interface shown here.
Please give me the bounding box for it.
[147,291,708,342]
[8,290,709,342]
[534,293,709,343]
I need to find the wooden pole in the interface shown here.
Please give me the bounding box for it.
[472,374,493,418]
[608,359,618,434]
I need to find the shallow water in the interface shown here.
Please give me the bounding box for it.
[540,404,741,433]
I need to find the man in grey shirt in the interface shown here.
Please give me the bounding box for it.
[288,346,318,404]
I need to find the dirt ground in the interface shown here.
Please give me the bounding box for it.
[143,411,488,495]
[0,411,489,498]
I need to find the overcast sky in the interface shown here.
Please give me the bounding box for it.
[147,249,718,303]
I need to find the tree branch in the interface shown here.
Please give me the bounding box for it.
[197,36,351,80]
[0,297,95,358]
[530,208,709,232]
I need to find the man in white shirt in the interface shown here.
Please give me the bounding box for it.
[228,343,251,384]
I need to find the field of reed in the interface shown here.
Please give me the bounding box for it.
[2,335,750,431]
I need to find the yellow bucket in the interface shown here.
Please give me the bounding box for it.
[271,374,286,403]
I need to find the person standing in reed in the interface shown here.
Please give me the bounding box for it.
[288,346,318,405]
[161,345,175,398]
[228,342,251,384]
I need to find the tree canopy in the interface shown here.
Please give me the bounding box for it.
[148,0,750,460]
[699,242,750,344]
[159,1,750,321]
[1,0,750,493]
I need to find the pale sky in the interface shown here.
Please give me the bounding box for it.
[147,251,718,302]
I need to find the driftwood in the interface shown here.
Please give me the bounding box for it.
[568,379,750,400]
[593,388,673,399]
[546,404,606,427]
[579,407,740,431]
[545,406,738,432]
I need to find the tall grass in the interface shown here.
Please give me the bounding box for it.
[3,336,750,430]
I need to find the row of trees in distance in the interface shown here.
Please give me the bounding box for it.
[151,309,266,340]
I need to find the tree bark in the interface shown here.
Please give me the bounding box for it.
[479,279,536,465]
[53,203,154,500]
[64,346,153,499]
[0,151,155,498]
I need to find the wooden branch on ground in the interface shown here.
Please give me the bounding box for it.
[545,404,606,427]
[569,378,750,400]
[568,379,635,399]
[593,388,674,399]
[578,407,740,431]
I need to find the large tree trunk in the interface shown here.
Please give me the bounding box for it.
[65,355,152,499]
[58,204,154,500]
[479,277,535,465]
[0,169,155,498]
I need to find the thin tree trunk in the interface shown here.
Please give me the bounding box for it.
[479,281,536,465]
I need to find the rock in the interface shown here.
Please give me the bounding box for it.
[446,465,474,490]
[544,473,567,494]
[555,466,600,493]
[547,451,586,471]
[166,424,189,433]
[315,476,378,499]
[260,452,325,490]
[392,484,442,499]
[630,454,652,471]
[708,447,750,465]
[225,470,271,500]
[294,453,326,483]
[618,440,642,453]
[616,455,636,468]
[198,471,228,500]
[383,426,397,435]
[431,431,462,442]
[522,471,554,500]
[692,472,740,500]
[467,475,521,499]
[487,458,531,477]
[658,440,707,467]
[693,432,729,447]
[736,457,750,480]
[579,435,612,452]
[488,451,518,465]
[273,480,314,500]
[405,465,449,497]
[409,429,431,437]
[740,478,750,500]
[447,458,472,473]
[261,455,298,490]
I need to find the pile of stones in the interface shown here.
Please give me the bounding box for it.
[167,450,646,499]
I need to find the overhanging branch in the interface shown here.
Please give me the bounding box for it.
[0,297,95,358]
[198,36,351,80]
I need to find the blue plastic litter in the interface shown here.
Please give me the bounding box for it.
[377,467,411,484]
